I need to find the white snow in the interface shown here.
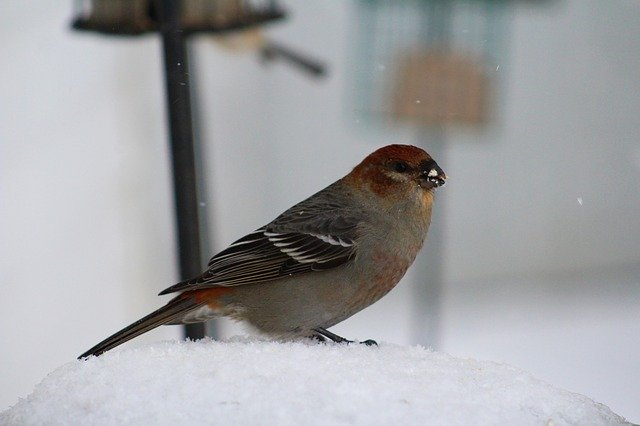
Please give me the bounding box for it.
[0,338,631,426]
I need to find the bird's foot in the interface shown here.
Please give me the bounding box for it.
[313,328,377,346]
[309,333,327,343]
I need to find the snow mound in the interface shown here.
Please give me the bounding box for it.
[1,338,630,426]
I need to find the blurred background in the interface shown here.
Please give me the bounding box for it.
[1,0,639,422]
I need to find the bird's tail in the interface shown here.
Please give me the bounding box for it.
[78,295,204,359]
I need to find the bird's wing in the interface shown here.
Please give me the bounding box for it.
[159,183,362,295]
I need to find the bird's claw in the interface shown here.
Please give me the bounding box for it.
[312,328,377,347]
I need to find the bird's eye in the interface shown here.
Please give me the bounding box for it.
[394,162,408,173]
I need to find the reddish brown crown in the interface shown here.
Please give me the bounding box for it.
[344,145,436,196]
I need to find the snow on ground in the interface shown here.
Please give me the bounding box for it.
[1,338,631,426]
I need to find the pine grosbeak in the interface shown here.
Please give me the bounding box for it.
[79,144,446,358]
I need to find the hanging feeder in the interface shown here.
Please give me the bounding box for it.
[351,0,509,127]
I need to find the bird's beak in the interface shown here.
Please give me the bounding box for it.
[420,165,447,189]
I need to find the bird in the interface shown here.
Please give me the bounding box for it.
[79,144,446,358]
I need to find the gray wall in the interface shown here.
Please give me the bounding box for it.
[2,0,638,422]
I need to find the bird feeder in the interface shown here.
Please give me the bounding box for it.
[70,0,288,342]
[351,0,509,126]
[72,0,286,35]
[349,0,513,349]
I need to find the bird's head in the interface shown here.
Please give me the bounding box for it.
[344,145,447,203]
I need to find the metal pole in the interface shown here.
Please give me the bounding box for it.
[157,0,205,341]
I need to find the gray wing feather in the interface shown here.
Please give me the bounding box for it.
[158,182,362,295]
